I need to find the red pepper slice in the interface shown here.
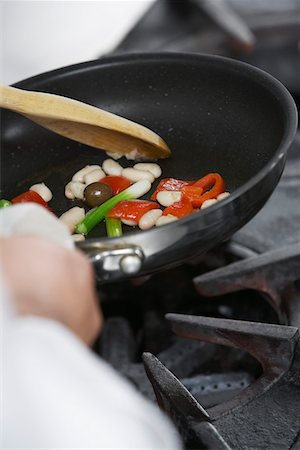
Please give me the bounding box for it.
[151,178,192,201]
[100,176,132,195]
[162,196,194,218]
[11,191,51,210]
[181,186,204,207]
[192,173,225,208]
[108,200,159,222]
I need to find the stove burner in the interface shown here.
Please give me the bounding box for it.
[98,240,300,446]
[100,316,217,400]
[99,257,276,404]
[194,243,300,326]
[143,314,300,449]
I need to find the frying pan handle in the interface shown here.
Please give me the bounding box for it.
[75,240,144,282]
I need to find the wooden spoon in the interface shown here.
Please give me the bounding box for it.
[0,85,171,159]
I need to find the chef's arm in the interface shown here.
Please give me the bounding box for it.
[0,234,102,345]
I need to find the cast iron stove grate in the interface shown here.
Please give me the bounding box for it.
[99,242,300,449]
[143,314,300,449]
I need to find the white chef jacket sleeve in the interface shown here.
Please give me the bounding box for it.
[0,204,182,449]
[1,283,182,449]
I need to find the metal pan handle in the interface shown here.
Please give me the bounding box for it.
[76,240,144,282]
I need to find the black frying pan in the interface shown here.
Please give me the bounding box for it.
[1,53,297,282]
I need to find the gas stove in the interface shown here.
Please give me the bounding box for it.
[97,2,300,448]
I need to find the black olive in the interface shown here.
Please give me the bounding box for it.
[84,182,113,207]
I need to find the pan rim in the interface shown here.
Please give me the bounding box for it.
[13,52,298,242]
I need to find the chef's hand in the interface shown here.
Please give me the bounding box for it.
[0,235,102,345]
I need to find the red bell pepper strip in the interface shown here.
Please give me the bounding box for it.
[181,186,204,207]
[107,200,159,222]
[151,178,192,201]
[100,176,132,195]
[192,173,225,208]
[11,191,51,210]
[162,196,194,218]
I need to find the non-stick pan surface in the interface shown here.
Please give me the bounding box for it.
[1,53,297,281]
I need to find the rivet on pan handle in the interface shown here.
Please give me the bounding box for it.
[75,240,144,282]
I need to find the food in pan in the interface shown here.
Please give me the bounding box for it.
[11,190,51,210]
[0,199,12,208]
[2,159,229,240]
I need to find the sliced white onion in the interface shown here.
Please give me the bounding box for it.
[102,159,123,176]
[156,214,178,226]
[156,190,182,207]
[72,234,86,242]
[121,219,137,226]
[217,192,230,201]
[122,168,154,183]
[134,163,162,178]
[201,199,218,209]
[29,183,52,202]
[126,179,152,198]
[125,149,140,160]
[106,151,123,160]
[83,168,106,185]
[69,182,86,200]
[59,207,85,233]
[139,209,162,230]
[72,165,101,182]
[65,182,75,199]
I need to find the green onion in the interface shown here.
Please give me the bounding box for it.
[105,217,123,237]
[0,199,12,208]
[75,179,151,235]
